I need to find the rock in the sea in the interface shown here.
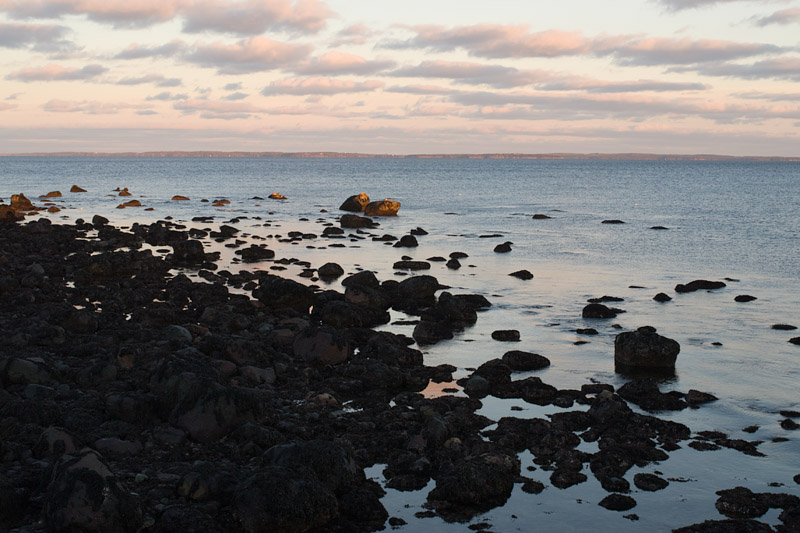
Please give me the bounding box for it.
[790,337,800,345]
[492,330,520,342]
[364,199,400,216]
[509,270,533,280]
[393,260,430,271]
[428,453,518,510]
[253,275,314,313]
[116,200,142,209]
[772,324,797,331]
[653,292,672,302]
[598,494,636,511]
[70,185,87,193]
[633,473,669,491]
[11,193,34,211]
[393,235,418,248]
[44,450,142,532]
[602,219,625,225]
[614,326,680,370]
[501,350,550,371]
[171,239,206,264]
[41,190,62,198]
[171,195,190,201]
[494,241,513,253]
[268,192,287,200]
[735,295,757,302]
[532,214,551,219]
[340,214,375,228]
[339,193,370,212]
[673,519,774,532]
[318,262,344,281]
[582,303,621,319]
[342,270,380,288]
[236,244,275,262]
[675,280,726,293]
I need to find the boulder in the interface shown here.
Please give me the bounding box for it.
[364,199,400,216]
[614,326,680,370]
[293,326,350,366]
[318,262,344,281]
[253,275,314,313]
[598,494,636,511]
[393,235,418,248]
[171,195,190,201]
[263,440,361,495]
[339,193,370,212]
[653,292,672,302]
[582,303,621,319]
[10,193,34,211]
[171,239,206,264]
[44,450,142,533]
[393,260,430,271]
[494,241,513,253]
[70,185,87,193]
[501,350,550,371]
[675,280,726,293]
[236,244,275,262]
[492,330,520,342]
[342,270,380,288]
[532,214,551,219]
[42,190,62,198]
[735,295,757,303]
[428,453,518,510]
[509,269,533,280]
[268,192,287,200]
[340,214,375,228]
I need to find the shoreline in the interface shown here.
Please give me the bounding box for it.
[1,193,799,532]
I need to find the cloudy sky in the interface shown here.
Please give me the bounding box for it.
[1,0,799,155]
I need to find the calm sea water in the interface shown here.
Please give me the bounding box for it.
[2,157,799,531]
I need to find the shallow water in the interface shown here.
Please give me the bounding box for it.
[2,156,799,530]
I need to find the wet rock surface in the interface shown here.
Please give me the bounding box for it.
[0,213,797,532]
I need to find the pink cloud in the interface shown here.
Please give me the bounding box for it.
[0,22,73,52]
[42,98,146,114]
[670,57,800,81]
[262,77,384,95]
[386,84,455,95]
[0,0,187,28]
[116,74,182,87]
[391,60,550,89]
[174,99,265,116]
[331,23,375,46]
[613,37,781,66]
[754,7,800,26]
[0,102,16,111]
[184,37,312,74]
[295,51,396,75]
[7,63,107,81]
[114,40,186,60]
[181,0,334,35]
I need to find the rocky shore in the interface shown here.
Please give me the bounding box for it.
[1,194,799,532]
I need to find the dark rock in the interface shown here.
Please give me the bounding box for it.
[492,330,520,342]
[781,419,800,430]
[614,326,680,370]
[651,226,668,230]
[653,292,672,302]
[509,270,533,280]
[772,324,797,331]
[462,375,491,398]
[428,453,518,510]
[735,295,757,302]
[618,379,687,411]
[393,260,430,270]
[598,494,636,511]
[501,350,550,371]
[601,219,625,224]
[633,473,669,491]
[412,320,454,345]
[11,193,34,210]
[293,326,350,365]
[396,275,441,301]
[268,192,286,200]
[532,214,551,219]
[236,244,275,262]
[393,235,419,248]
[44,450,142,532]
[494,241,513,253]
[70,185,87,192]
[577,328,598,335]
[318,262,344,281]
[582,303,620,319]
[340,193,370,212]
[551,469,588,489]
[234,467,338,533]
[263,440,361,495]
[253,275,314,313]
[364,199,400,216]
[410,227,428,235]
[340,214,375,228]
[686,389,718,406]
[342,270,380,288]
[673,519,774,532]
[675,280,726,293]
[446,258,461,269]
[715,487,769,519]
[789,337,800,345]
[172,239,206,264]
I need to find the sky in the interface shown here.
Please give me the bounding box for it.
[1,0,799,155]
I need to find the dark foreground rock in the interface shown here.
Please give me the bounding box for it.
[615,326,680,370]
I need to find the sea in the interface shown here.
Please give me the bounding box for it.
[1,156,799,531]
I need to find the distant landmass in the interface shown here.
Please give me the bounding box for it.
[1,151,798,161]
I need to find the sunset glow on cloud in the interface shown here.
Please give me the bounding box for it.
[0,0,798,155]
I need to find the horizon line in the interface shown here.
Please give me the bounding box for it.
[1,151,798,162]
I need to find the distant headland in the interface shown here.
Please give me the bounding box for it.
[1,151,798,161]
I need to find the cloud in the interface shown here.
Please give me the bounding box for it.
[753,7,800,26]
[7,64,107,81]
[173,99,265,117]
[391,60,549,88]
[331,23,375,46]
[223,91,248,100]
[42,98,146,114]
[114,40,186,60]
[224,82,242,91]
[262,77,384,95]
[385,24,782,66]
[386,84,456,95]
[0,102,16,111]
[136,110,158,115]
[295,51,396,75]
[181,0,334,35]
[733,91,800,102]
[0,22,74,52]
[654,0,768,11]
[610,37,782,66]
[145,91,188,101]
[116,74,182,87]
[538,78,709,93]
[184,37,312,74]
[670,57,800,81]
[0,0,188,28]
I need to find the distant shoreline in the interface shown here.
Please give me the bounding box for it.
[1,151,798,162]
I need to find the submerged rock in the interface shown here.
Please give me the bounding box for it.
[675,280,727,293]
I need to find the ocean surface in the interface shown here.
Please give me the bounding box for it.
[2,156,799,531]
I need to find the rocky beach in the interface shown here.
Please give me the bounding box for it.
[1,184,799,532]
